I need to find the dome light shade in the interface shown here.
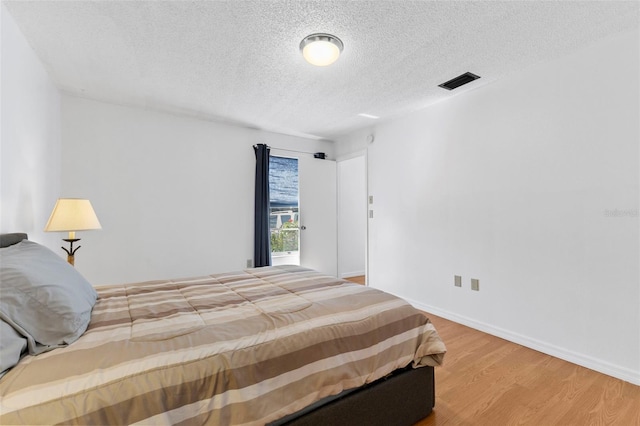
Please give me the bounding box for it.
[300,33,343,67]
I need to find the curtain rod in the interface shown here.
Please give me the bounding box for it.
[253,144,321,156]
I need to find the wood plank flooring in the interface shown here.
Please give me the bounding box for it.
[343,275,640,424]
[415,312,640,426]
[344,275,366,285]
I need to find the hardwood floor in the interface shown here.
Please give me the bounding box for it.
[345,275,366,285]
[415,312,640,425]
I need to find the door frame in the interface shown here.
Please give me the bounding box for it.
[271,149,338,277]
[336,149,369,285]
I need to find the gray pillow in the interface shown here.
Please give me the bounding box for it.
[0,319,27,378]
[0,240,97,355]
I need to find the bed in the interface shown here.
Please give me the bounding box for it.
[0,233,446,425]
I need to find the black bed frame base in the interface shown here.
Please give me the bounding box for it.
[271,365,435,426]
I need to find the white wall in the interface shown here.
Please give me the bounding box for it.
[336,28,640,384]
[0,4,61,248]
[337,154,367,278]
[60,95,334,285]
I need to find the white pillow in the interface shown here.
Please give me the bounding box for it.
[0,240,97,355]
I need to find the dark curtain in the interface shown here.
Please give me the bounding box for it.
[253,144,271,267]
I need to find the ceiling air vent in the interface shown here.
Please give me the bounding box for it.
[439,72,480,90]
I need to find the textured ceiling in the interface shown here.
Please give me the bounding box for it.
[3,1,638,141]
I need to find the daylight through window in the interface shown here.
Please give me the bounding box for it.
[269,156,299,264]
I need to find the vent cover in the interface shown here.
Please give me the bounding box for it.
[439,72,481,90]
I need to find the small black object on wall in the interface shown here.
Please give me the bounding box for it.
[314,152,326,159]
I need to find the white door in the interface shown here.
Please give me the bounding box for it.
[337,154,367,280]
[298,156,337,276]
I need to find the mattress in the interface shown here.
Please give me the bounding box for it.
[0,265,445,425]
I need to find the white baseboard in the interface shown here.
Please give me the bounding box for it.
[402,296,640,386]
[340,271,365,279]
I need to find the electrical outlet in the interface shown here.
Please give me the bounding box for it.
[454,275,462,287]
[471,278,480,291]
[246,259,253,268]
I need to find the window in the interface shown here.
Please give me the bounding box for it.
[269,156,299,262]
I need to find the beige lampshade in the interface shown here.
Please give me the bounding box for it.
[44,199,102,233]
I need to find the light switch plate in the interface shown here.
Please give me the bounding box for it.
[369,210,374,218]
[454,275,462,287]
[369,195,374,204]
[471,278,480,291]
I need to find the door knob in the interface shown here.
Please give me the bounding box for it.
[300,226,307,230]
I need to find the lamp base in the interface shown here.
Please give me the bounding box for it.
[62,238,81,266]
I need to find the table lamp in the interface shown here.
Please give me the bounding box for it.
[44,198,102,266]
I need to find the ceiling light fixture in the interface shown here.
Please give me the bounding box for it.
[300,33,343,67]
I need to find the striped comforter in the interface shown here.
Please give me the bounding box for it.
[0,265,446,425]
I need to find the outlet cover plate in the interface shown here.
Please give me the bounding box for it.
[471,278,480,291]
[454,275,462,287]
